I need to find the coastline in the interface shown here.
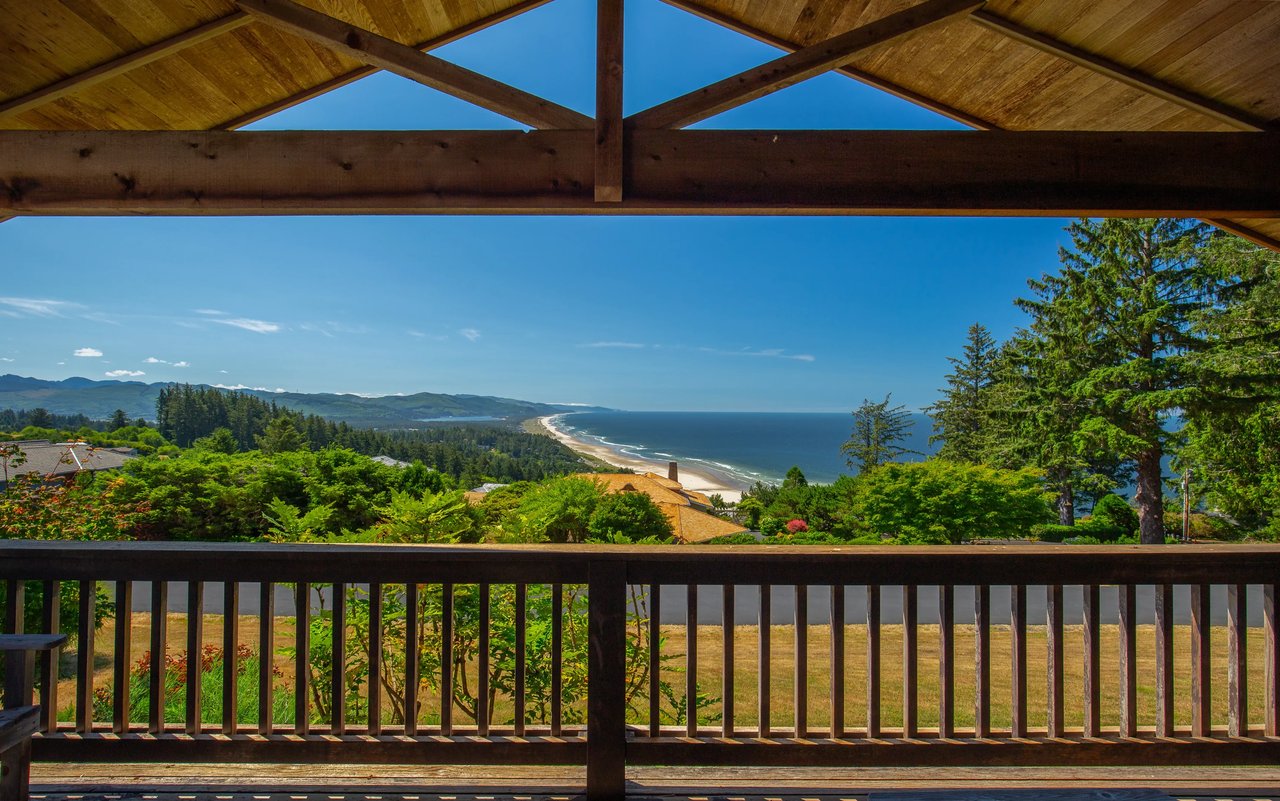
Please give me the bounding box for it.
[530,413,746,503]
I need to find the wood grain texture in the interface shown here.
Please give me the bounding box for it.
[1226,582,1246,736]
[1083,584,1100,737]
[594,0,623,202]
[149,581,167,735]
[1118,584,1136,738]
[185,581,203,736]
[1191,583,1211,736]
[4,129,1277,217]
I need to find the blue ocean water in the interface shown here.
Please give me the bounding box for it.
[555,411,935,488]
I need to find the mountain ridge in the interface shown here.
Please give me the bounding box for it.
[0,374,610,428]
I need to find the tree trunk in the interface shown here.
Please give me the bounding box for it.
[1135,447,1165,544]
[1056,475,1075,526]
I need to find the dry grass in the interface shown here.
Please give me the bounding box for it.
[65,614,1271,733]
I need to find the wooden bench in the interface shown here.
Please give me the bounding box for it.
[1,634,67,801]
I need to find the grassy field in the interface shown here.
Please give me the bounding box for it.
[62,613,1271,733]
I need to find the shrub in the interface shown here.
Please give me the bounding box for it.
[1091,494,1139,536]
[1030,523,1075,543]
[759,516,784,537]
[785,519,808,534]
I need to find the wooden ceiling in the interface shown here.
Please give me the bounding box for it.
[0,0,1277,246]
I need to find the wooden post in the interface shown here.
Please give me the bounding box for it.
[1227,583,1247,736]
[974,584,989,738]
[759,584,771,737]
[1083,584,1100,737]
[938,584,953,738]
[76,580,95,733]
[1191,583,1211,736]
[258,582,274,735]
[294,582,309,735]
[685,583,697,737]
[368,583,383,736]
[1155,583,1174,737]
[722,584,734,737]
[647,583,659,738]
[112,581,133,734]
[221,581,238,735]
[40,581,60,734]
[1047,584,1064,738]
[403,583,419,736]
[595,0,623,202]
[149,581,167,734]
[587,560,626,801]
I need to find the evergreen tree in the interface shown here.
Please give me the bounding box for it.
[256,417,307,454]
[1016,218,1259,543]
[108,409,129,430]
[842,394,919,474]
[926,323,999,462]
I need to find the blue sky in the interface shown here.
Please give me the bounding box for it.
[0,0,1072,412]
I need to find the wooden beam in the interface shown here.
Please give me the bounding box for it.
[970,8,1277,133]
[1205,219,1280,252]
[2,130,1276,217]
[236,0,591,130]
[595,0,624,202]
[632,0,983,129]
[216,0,553,131]
[0,13,252,120]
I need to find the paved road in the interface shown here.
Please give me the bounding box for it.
[122,582,1266,627]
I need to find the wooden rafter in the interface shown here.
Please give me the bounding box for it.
[656,0,993,131]
[1204,219,1280,253]
[236,0,592,130]
[595,0,624,202]
[3,130,1276,217]
[630,0,983,130]
[215,0,553,131]
[0,13,252,120]
[970,8,1277,133]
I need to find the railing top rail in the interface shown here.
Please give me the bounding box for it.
[2,540,1277,584]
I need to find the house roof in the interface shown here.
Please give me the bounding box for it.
[579,472,745,543]
[1,0,1276,245]
[1,440,136,481]
[658,502,748,544]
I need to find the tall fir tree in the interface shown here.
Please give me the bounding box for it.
[1016,218,1257,543]
[926,322,999,462]
[842,394,919,474]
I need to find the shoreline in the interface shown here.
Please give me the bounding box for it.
[530,414,746,503]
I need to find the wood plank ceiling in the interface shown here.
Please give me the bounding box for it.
[0,0,1277,246]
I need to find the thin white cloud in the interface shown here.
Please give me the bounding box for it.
[214,383,285,393]
[407,330,426,338]
[173,361,190,368]
[73,347,103,358]
[0,297,78,317]
[699,346,815,362]
[0,357,13,363]
[144,357,165,364]
[105,369,145,378]
[459,328,481,342]
[213,317,280,334]
[581,341,646,349]
[218,369,229,374]
[194,308,227,316]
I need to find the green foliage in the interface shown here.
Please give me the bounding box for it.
[926,323,1000,463]
[855,460,1052,544]
[263,498,335,543]
[782,466,808,488]
[372,489,480,544]
[842,393,919,474]
[1030,519,1124,543]
[257,417,307,454]
[512,477,603,543]
[1090,494,1139,536]
[758,516,784,537]
[193,427,239,454]
[587,492,674,542]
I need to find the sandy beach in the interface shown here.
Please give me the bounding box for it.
[532,414,745,503]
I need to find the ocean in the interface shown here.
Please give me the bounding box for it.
[553,410,935,489]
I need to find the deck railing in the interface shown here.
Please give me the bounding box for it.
[1,541,1278,799]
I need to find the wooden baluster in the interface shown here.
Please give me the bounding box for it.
[77,580,95,733]
[1267,582,1278,737]
[149,581,167,734]
[1155,583,1174,737]
[514,583,526,737]
[1047,584,1064,738]
[867,584,881,738]
[1011,584,1026,738]
[1119,584,1137,738]
[331,582,346,734]
[1191,583,1211,736]
[441,583,454,736]
[974,584,990,738]
[112,580,132,734]
[404,583,419,736]
[222,581,238,735]
[1228,583,1247,737]
[938,584,953,738]
[258,582,273,735]
[648,583,659,738]
[722,584,734,737]
[902,584,917,738]
[759,584,771,737]
[831,583,845,739]
[3,581,21,635]
[686,583,697,736]
[551,583,562,738]
[185,580,203,735]
[795,584,808,737]
[368,583,383,736]
[41,581,60,734]
[586,559,626,801]
[294,582,309,735]
[478,583,490,736]
[1083,584,1100,737]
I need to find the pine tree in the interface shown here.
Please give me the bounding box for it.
[842,394,919,474]
[1016,218,1256,543]
[926,323,999,462]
